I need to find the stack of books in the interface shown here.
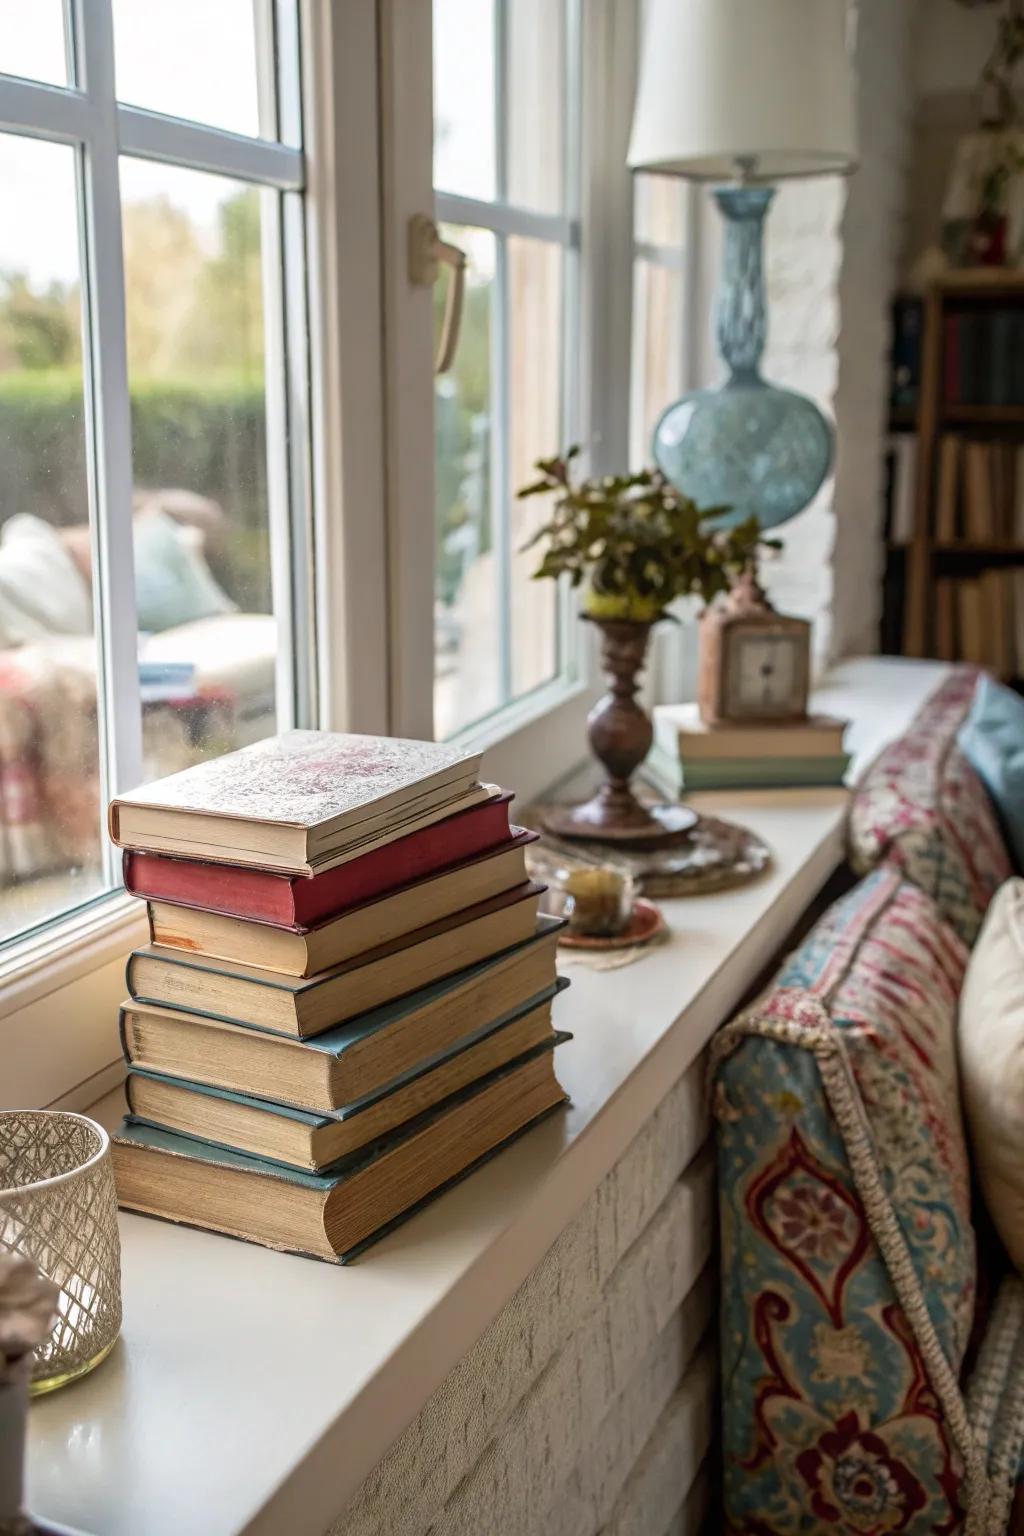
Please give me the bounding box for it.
[934,568,1024,677]
[933,435,1024,547]
[943,307,1024,408]
[108,732,569,1264]
[652,706,850,793]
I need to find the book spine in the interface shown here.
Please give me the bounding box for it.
[991,311,1014,407]
[943,314,961,407]
[117,1005,131,1066]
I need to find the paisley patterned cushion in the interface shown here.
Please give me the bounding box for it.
[714,867,978,1535]
[848,668,1011,945]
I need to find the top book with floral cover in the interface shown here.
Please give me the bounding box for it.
[109,731,485,877]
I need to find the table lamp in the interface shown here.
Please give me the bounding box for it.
[627,0,858,530]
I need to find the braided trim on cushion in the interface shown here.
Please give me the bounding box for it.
[711,1003,992,1531]
[967,1276,1024,1535]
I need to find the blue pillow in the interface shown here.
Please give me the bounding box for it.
[958,675,1024,871]
[133,511,234,634]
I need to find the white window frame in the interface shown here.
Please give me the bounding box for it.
[378,0,641,803]
[1,0,333,1108]
[5,0,653,1113]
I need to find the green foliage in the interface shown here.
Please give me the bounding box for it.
[518,448,777,622]
[0,370,270,610]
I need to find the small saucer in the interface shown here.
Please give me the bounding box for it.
[558,898,665,951]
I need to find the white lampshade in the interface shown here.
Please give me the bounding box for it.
[628,0,857,182]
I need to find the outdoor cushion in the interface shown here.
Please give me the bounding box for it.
[848,668,1012,945]
[714,866,982,1534]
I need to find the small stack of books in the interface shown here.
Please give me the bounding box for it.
[652,706,850,793]
[108,732,569,1263]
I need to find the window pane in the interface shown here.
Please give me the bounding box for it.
[112,0,273,139]
[635,175,687,249]
[631,257,683,467]
[0,0,67,86]
[434,226,498,739]
[433,0,496,201]
[508,235,561,697]
[0,135,108,942]
[120,158,278,775]
[506,0,565,215]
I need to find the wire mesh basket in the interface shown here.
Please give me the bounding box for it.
[0,1111,121,1395]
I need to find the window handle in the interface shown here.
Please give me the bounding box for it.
[408,214,467,375]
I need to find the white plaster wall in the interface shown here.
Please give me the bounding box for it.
[830,0,923,657]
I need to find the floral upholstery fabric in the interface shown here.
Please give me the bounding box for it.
[848,668,1011,946]
[714,867,978,1534]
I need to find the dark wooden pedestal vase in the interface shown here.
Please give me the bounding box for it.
[543,616,697,845]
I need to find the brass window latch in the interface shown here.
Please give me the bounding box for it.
[407,214,467,375]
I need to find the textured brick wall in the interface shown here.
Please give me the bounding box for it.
[326,1058,714,1536]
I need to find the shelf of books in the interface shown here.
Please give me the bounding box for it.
[106,732,571,1264]
[885,275,1024,679]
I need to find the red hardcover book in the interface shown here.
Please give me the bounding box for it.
[123,791,518,928]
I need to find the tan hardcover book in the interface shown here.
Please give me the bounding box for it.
[963,442,995,544]
[957,580,986,665]
[935,579,957,662]
[653,704,847,762]
[120,921,563,1111]
[127,884,544,1039]
[113,1043,568,1263]
[147,834,536,977]
[1015,447,1024,542]
[124,998,560,1170]
[1014,570,1024,677]
[981,569,1013,678]
[109,730,486,876]
[934,435,962,546]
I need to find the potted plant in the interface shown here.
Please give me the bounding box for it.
[518,448,772,841]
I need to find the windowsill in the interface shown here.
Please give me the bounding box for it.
[26,657,951,1536]
[0,890,146,1015]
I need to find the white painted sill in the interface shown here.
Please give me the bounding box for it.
[25,657,950,1536]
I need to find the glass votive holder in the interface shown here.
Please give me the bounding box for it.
[0,1111,122,1395]
[549,864,635,938]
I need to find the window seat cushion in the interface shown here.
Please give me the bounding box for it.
[848,667,1011,945]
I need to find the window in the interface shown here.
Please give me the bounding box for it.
[630,174,691,470]
[630,173,698,705]
[0,1,310,949]
[431,0,581,740]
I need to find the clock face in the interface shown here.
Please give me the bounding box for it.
[725,631,806,718]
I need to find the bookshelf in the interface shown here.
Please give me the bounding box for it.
[899,270,1024,669]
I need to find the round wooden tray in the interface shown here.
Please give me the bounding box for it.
[558,898,666,951]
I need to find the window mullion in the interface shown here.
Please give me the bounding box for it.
[115,104,302,187]
[0,73,93,142]
[492,230,512,707]
[72,0,142,872]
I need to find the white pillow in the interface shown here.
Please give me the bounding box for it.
[959,878,1024,1273]
[0,514,92,647]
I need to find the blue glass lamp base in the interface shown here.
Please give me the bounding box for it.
[653,377,834,532]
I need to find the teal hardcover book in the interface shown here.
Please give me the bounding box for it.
[113,1036,570,1263]
[680,752,851,791]
[124,983,571,1170]
[120,919,566,1111]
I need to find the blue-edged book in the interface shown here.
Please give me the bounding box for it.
[124,978,569,1168]
[112,1036,570,1264]
[121,917,565,1111]
[127,882,545,1038]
